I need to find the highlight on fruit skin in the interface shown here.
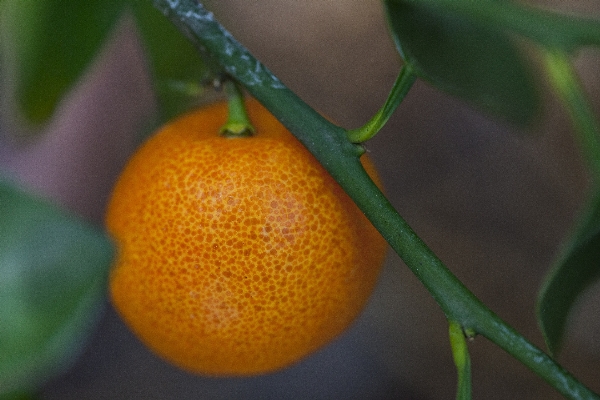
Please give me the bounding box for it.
[105,97,387,376]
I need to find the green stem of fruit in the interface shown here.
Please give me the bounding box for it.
[449,321,472,400]
[151,1,599,398]
[220,80,255,137]
[347,64,417,143]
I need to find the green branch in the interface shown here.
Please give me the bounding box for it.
[150,1,599,398]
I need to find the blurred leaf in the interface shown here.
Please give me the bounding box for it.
[383,0,540,127]
[1,0,125,124]
[390,0,600,52]
[0,180,113,395]
[537,191,600,355]
[130,1,209,123]
[0,390,34,400]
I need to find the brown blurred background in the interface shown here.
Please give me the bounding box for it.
[2,1,599,399]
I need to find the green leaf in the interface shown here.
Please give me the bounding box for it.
[130,0,209,123]
[383,0,540,127]
[543,48,600,180]
[1,0,125,124]
[0,180,113,395]
[388,0,600,53]
[0,390,34,400]
[537,49,600,357]
[537,190,600,355]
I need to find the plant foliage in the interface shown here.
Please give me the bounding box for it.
[1,0,600,398]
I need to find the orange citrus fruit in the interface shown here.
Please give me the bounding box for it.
[106,97,387,375]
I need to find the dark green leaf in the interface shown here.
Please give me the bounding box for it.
[130,0,209,123]
[0,180,113,395]
[383,0,540,127]
[1,0,125,124]
[0,390,34,400]
[537,190,600,355]
[388,0,600,53]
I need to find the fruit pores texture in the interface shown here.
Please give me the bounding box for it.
[106,98,387,375]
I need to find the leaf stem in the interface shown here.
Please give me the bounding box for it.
[449,321,472,400]
[151,1,600,398]
[347,65,417,143]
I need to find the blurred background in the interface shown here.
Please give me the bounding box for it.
[2,0,600,398]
